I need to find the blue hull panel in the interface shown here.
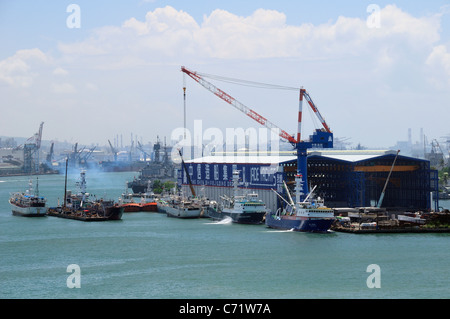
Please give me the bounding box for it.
[266,214,333,233]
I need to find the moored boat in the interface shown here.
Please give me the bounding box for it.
[207,170,267,224]
[158,194,203,218]
[119,186,141,212]
[119,181,158,212]
[47,161,123,221]
[266,175,335,233]
[9,178,47,217]
[159,149,203,219]
[138,181,158,212]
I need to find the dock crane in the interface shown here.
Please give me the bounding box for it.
[22,122,44,173]
[137,141,150,161]
[108,140,118,162]
[181,66,333,200]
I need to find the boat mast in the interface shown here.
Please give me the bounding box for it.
[178,149,196,198]
[295,174,304,206]
[79,170,87,207]
[232,170,240,199]
[35,177,39,198]
[63,157,68,208]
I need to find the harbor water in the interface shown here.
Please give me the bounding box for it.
[1,172,449,299]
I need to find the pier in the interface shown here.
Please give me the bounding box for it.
[331,208,450,234]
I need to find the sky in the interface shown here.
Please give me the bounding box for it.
[0,0,449,150]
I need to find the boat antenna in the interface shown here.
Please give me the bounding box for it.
[35,177,39,197]
[63,157,68,209]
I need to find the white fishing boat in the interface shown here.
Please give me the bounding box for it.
[207,170,267,224]
[162,195,203,218]
[159,149,203,218]
[9,178,47,217]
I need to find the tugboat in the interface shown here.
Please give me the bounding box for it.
[207,170,267,224]
[9,178,47,217]
[266,174,335,233]
[47,160,123,221]
[119,182,143,212]
[119,180,158,212]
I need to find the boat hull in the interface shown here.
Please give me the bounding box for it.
[11,206,47,217]
[140,203,158,212]
[266,214,334,233]
[164,205,202,219]
[207,206,265,224]
[10,203,47,217]
[47,205,123,222]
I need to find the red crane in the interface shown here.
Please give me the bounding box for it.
[181,66,333,199]
[181,66,297,144]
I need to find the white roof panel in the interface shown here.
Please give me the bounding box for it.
[186,150,395,164]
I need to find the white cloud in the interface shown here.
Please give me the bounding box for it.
[53,67,69,76]
[426,44,450,73]
[1,5,448,147]
[0,48,49,87]
[51,82,77,94]
[85,82,98,91]
[52,5,442,67]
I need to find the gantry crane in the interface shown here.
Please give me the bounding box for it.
[108,140,118,162]
[181,66,333,200]
[23,122,44,173]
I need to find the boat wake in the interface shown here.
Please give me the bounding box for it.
[265,228,296,233]
[205,216,233,225]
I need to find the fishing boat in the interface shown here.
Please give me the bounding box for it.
[158,149,203,218]
[47,160,123,221]
[158,194,203,218]
[266,175,335,233]
[207,170,267,224]
[9,178,47,217]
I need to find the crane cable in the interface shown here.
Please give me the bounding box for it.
[195,71,299,91]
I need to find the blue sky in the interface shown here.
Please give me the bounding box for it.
[1,1,449,151]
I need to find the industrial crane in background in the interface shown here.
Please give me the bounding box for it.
[137,141,150,162]
[181,66,333,200]
[21,122,44,174]
[108,140,118,162]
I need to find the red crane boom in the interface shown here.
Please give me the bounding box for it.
[181,66,297,144]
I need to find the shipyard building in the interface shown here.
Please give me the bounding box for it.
[178,150,439,213]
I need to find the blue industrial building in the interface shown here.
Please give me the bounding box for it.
[179,150,439,213]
